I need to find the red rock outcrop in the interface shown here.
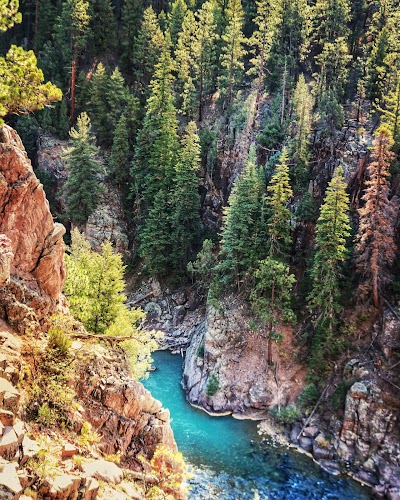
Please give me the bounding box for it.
[0,125,66,331]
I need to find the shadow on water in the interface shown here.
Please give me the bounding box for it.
[142,350,371,500]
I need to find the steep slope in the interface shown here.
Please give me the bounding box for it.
[0,126,183,499]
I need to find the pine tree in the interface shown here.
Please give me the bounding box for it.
[307,166,351,368]
[218,0,246,106]
[312,0,351,98]
[266,147,293,259]
[132,6,165,101]
[138,189,174,276]
[109,114,130,188]
[121,0,143,73]
[175,1,217,120]
[132,38,179,207]
[312,0,350,45]
[247,0,277,111]
[88,0,116,56]
[269,0,310,86]
[318,89,344,156]
[171,121,202,266]
[290,74,313,186]
[378,72,400,151]
[250,258,296,365]
[58,0,90,124]
[168,0,188,48]
[89,64,136,148]
[133,38,180,276]
[217,145,265,289]
[63,112,102,225]
[0,46,62,124]
[355,125,398,308]
[65,229,156,379]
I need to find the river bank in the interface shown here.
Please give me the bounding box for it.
[143,350,371,499]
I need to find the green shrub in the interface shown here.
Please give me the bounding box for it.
[298,384,320,412]
[206,373,220,396]
[197,344,204,358]
[269,405,302,425]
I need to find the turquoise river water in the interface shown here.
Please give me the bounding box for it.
[143,350,371,499]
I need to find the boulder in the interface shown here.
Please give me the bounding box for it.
[82,459,123,484]
[20,435,40,466]
[49,474,80,499]
[81,477,99,500]
[0,427,19,460]
[61,443,77,460]
[0,410,14,427]
[0,462,22,498]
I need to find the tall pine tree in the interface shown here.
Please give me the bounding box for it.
[266,147,293,259]
[307,166,351,372]
[355,125,398,308]
[63,112,102,225]
[171,121,202,266]
[217,145,265,289]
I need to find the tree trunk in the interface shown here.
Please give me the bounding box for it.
[267,282,275,366]
[70,49,78,126]
[372,248,379,308]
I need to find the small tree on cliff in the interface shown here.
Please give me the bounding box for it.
[64,229,158,379]
[355,125,398,308]
[63,112,102,225]
[250,258,296,365]
[307,166,351,373]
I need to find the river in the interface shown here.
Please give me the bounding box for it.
[142,350,371,499]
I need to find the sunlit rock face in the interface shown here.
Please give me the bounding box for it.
[183,297,305,417]
[0,125,66,331]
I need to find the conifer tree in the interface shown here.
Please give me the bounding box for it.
[266,147,293,259]
[176,1,217,120]
[312,0,351,98]
[247,0,276,111]
[109,114,130,188]
[168,0,188,48]
[251,258,296,365]
[89,64,137,148]
[355,125,398,308]
[138,189,174,276]
[378,73,400,151]
[307,166,351,368]
[318,89,344,156]
[171,121,202,265]
[218,0,246,106]
[121,0,143,73]
[269,0,310,85]
[88,0,116,56]
[0,46,62,124]
[63,112,102,225]
[58,0,90,124]
[132,6,165,101]
[132,38,179,207]
[291,74,313,185]
[217,145,265,289]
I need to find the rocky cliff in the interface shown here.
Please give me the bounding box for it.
[183,298,305,416]
[0,126,182,499]
[0,125,66,333]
